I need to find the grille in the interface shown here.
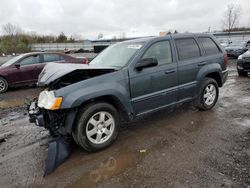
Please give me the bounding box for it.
[243,57,250,62]
[243,63,250,69]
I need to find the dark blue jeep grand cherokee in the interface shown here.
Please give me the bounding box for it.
[29,33,228,152]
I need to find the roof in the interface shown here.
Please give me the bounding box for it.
[23,51,66,56]
[120,33,214,44]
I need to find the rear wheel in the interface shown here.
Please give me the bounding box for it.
[195,78,219,111]
[74,102,120,152]
[0,77,8,93]
[237,70,248,77]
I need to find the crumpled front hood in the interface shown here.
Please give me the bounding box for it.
[38,62,116,86]
[242,50,250,57]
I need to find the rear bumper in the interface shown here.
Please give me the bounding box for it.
[222,70,228,85]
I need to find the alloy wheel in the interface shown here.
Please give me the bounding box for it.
[203,84,217,106]
[86,111,115,144]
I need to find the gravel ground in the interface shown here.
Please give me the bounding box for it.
[0,59,250,188]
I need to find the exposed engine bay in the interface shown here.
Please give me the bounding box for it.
[37,62,117,89]
[47,69,116,89]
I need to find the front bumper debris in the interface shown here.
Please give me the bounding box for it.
[44,136,72,176]
[27,100,77,176]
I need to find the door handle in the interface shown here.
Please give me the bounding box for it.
[165,69,176,74]
[198,62,207,66]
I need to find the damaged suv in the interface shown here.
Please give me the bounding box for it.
[29,34,228,155]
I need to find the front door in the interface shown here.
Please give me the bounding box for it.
[129,40,178,115]
[10,54,41,85]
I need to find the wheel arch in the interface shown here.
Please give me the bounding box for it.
[205,72,222,87]
[0,75,9,83]
[77,95,132,122]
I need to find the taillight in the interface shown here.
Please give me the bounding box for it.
[224,54,228,68]
[83,58,89,64]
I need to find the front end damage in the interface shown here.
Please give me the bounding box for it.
[28,100,76,176]
[28,63,116,175]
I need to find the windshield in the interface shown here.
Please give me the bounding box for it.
[90,42,144,68]
[1,54,25,67]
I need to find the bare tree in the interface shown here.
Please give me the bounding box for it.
[222,4,241,36]
[2,23,22,35]
[98,33,103,39]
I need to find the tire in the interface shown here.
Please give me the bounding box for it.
[195,78,219,111]
[0,77,8,93]
[74,102,120,152]
[237,70,248,77]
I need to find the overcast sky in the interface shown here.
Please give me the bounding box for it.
[0,0,249,39]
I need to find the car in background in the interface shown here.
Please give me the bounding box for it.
[237,49,250,77]
[245,40,250,50]
[225,42,248,58]
[0,52,88,93]
[219,40,232,48]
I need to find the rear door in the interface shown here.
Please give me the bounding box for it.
[129,40,178,115]
[174,37,203,101]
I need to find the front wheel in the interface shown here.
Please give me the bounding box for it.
[195,78,219,111]
[0,77,8,93]
[74,102,120,152]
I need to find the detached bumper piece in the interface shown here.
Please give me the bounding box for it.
[28,101,77,176]
[44,136,72,176]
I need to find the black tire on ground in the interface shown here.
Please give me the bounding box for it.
[74,102,120,152]
[0,77,8,93]
[195,78,219,111]
[237,70,248,77]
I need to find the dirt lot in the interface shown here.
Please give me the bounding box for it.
[0,60,250,188]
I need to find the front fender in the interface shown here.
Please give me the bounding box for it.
[55,70,133,115]
[69,83,132,113]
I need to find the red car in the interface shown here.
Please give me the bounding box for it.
[0,52,88,93]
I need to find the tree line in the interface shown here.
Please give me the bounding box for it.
[0,23,76,54]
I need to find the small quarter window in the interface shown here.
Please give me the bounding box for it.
[199,37,221,55]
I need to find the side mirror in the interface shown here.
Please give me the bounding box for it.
[243,48,248,52]
[15,64,20,69]
[135,57,158,70]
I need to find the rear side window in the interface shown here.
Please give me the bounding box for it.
[43,54,63,63]
[199,37,221,55]
[175,38,201,61]
[142,41,172,65]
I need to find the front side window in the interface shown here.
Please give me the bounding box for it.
[43,54,61,63]
[199,37,221,55]
[142,41,172,65]
[20,55,39,66]
[175,38,201,61]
